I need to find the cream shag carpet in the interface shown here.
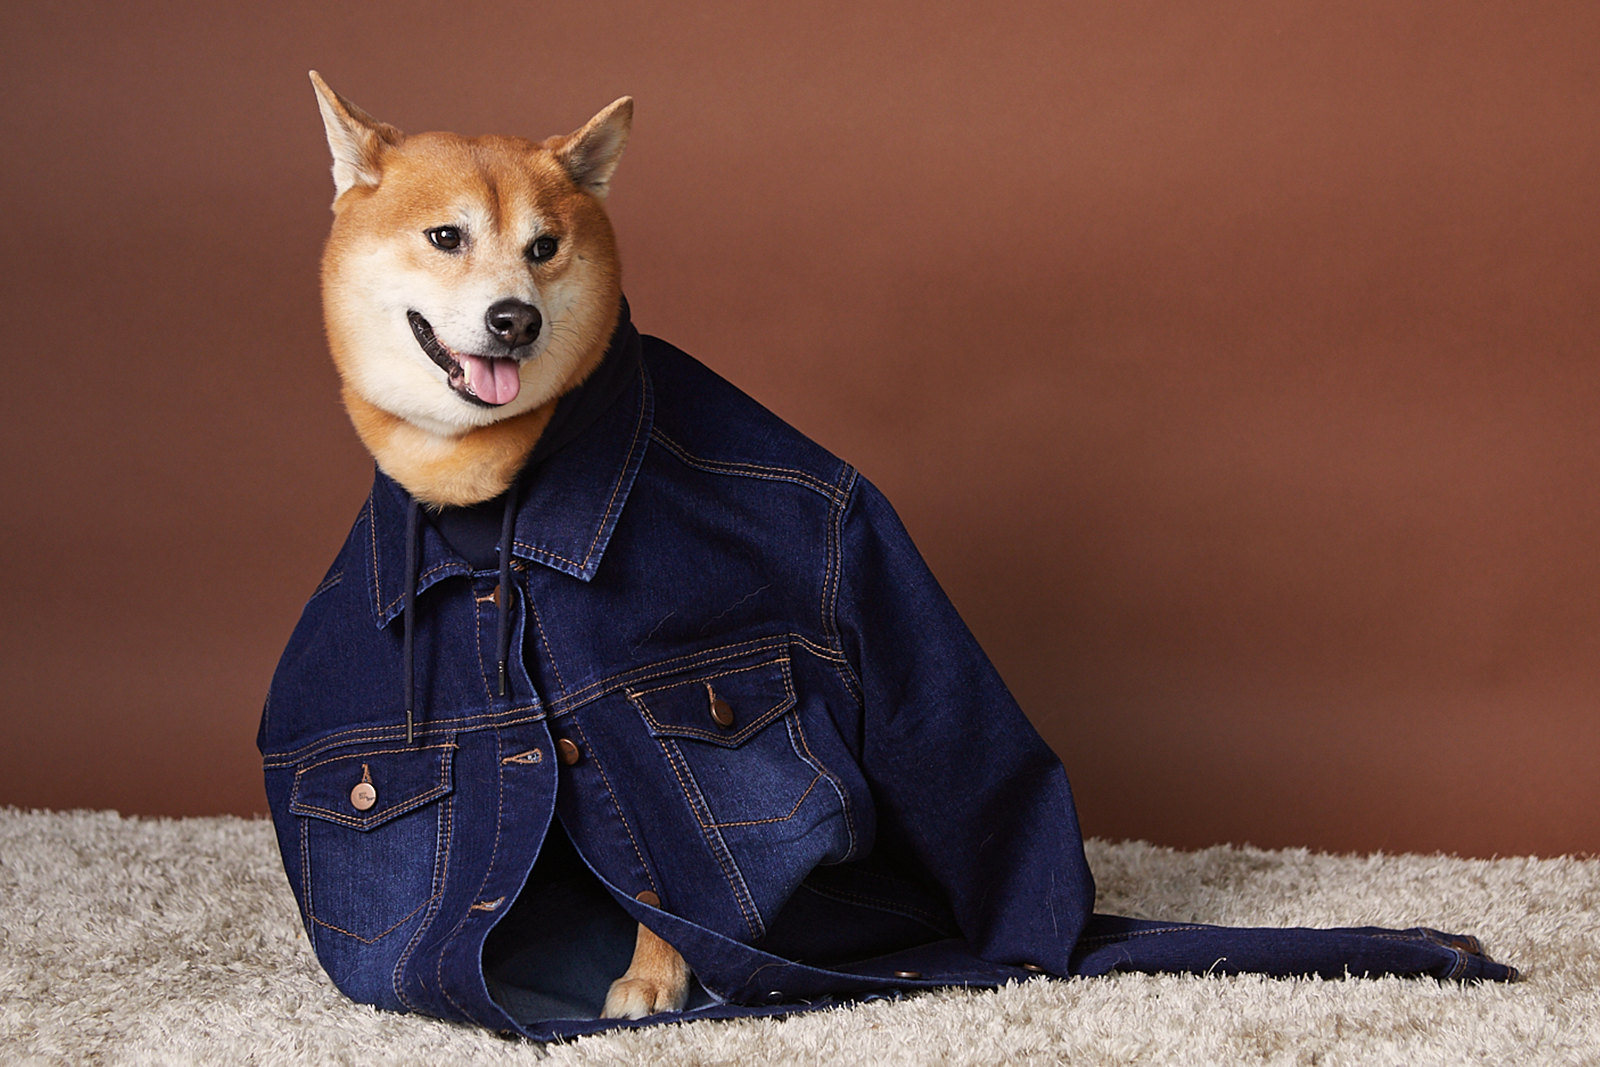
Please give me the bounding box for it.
[2,808,1596,1066]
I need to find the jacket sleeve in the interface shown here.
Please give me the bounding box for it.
[833,473,1096,973]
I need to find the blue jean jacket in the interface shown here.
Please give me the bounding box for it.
[259,314,1513,1040]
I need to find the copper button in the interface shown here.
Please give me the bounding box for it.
[707,683,735,728]
[556,738,581,765]
[636,890,661,908]
[894,970,922,980]
[350,782,377,811]
[1021,963,1046,974]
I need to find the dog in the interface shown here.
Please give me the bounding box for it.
[289,74,1515,1036]
[310,72,688,1020]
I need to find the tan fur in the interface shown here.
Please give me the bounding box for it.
[311,74,691,1015]
[340,389,558,508]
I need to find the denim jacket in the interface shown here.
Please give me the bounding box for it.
[260,314,1512,1040]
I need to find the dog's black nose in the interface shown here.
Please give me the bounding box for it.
[485,298,542,349]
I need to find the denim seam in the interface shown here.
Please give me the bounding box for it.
[578,360,652,569]
[706,774,825,829]
[291,786,451,831]
[263,711,541,766]
[380,561,465,622]
[393,794,454,1012]
[792,634,850,664]
[1075,925,1213,944]
[366,494,379,617]
[628,656,791,700]
[298,818,312,953]
[309,894,440,945]
[434,726,516,1029]
[822,463,856,648]
[524,592,569,698]
[827,469,867,703]
[552,636,793,713]
[507,545,587,571]
[310,569,344,600]
[636,703,794,746]
[657,734,764,939]
[787,712,858,861]
[471,578,499,706]
[649,428,846,504]
[568,717,660,899]
[820,466,839,652]
[295,742,457,776]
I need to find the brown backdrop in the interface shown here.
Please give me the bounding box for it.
[2,1,1596,857]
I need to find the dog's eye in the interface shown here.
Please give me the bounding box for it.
[426,226,463,252]
[527,236,559,263]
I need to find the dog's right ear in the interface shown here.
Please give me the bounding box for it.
[309,71,404,201]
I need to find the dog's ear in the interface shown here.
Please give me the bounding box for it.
[309,71,404,201]
[557,97,633,199]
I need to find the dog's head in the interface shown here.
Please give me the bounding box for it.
[311,72,631,452]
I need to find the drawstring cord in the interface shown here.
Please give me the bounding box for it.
[497,482,519,697]
[403,484,520,744]
[403,497,419,745]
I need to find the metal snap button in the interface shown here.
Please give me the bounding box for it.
[556,738,581,765]
[894,970,922,980]
[1021,963,1046,974]
[636,890,661,908]
[707,683,734,728]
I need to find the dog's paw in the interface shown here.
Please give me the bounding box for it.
[601,971,690,1019]
[601,922,692,1019]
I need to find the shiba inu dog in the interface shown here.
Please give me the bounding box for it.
[309,72,689,1020]
[287,73,1519,1039]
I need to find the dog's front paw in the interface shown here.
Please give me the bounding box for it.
[601,921,692,1019]
[601,970,690,1019]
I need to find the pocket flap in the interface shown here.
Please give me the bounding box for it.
[628,656,795,748]
[289,741,456,830]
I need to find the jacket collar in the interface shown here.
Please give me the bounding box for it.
[366,324,654,627]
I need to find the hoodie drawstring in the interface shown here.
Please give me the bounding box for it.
[402,486,520,744]
[403,497,420,745]
[496,482,518,697]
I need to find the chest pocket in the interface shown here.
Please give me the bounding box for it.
[628,654,851,936]
[628,656,822,828]
[288,742,455,955]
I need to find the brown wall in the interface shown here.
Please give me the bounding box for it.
[2,1,1596,857]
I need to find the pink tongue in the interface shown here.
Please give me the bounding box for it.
[463,355,522,405]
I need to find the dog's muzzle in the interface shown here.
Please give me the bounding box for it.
[407,306,538,407]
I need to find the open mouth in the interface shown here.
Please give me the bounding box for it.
[407,311,524,407]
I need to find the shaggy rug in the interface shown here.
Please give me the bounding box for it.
[2,808,1595,1066]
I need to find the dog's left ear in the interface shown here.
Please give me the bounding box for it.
[557,97,633,199]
